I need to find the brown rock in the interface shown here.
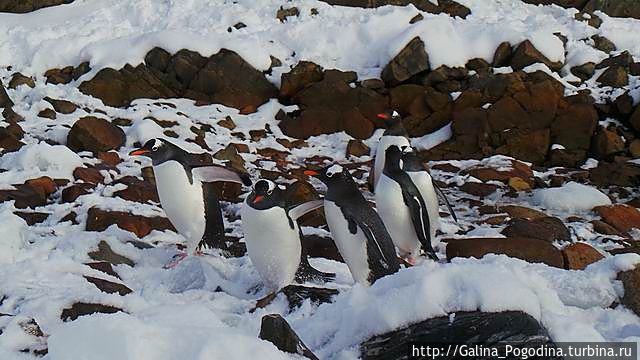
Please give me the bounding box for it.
[13,211,49,225]
[83,276,132,296]
[276,6,299,22]
[0,80,13,108]
[590,162,640,187]
[492,42,513,68]
[113,176,159,203]
[508,177,531,191]
[446,237,564,268]
[593,204,640,234]
[591,128,625,158]
[279,61,324,99]
[61,183,93,203]
[87,240,135,266]
[562,243,604,270]
[551,103,597,152]
[381,37,429,86]
[630,105,640,133]
[618,266,640,317]
[511,40,563,72]
[217,116,236,130]
[259,314,319,360]
[590,220,623,236]
[467,160,533,183]
[60,302,122,322]
[43,97,77,114]
[67,116,126,153]
[591,35,616,53]
[37,108,56,120]
[583,0,640,20]
[86,207,175,238]
[596,66,628,87]
[501,217,571,242]
[8,73,35,89]
[460,182,499,197]
[629,140,640,158]
[0,0,72,13]
[85,261,120,279]
[570,62,595,81]
[73,167,104,185]
[97,151,122,166]
[499,205,548,220]
[346,139,370,157]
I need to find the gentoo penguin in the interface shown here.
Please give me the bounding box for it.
[129,138,251,267]
[371,110,410,192]
[305,165,400,285]
[241,179,332,310]
[376,145,440,264]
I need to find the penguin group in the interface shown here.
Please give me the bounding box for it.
[129,110,456,309]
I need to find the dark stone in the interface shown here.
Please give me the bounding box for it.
[60,302,122,322]
[590,162,640,187]
[596,66,629,87]
[570,62,595,80]
[279,61,323,99]
[85,261,120,279]
[511,40,563,72]
[0,80,12,108]
[8,73,35,89]
[459,182,499,197]
[276,6,299,22]
[43,97,77,114]
[67,116,126,153]
[492,41,512,68]
[381,37,429,86]
[83,276,132,296]
[113,176,159,203]
[86,207,174,238]
[0,0,72,13]
[618,266,640,316]
[591,35,616,53]
[61,183,93,203]
[302,235,343,262]
[583,0,640,20]
[361,311,559,360]
[259,314,319,360]
[318,0,470,18]
[13,211,49,225]
[87,240,135,267]
[281,284,339,309]
[446,237,565,268]
[562,243,604,270]
[37,108,56,120]
[596,51,633,69]
[591,128,625,158]
[502,217,571,242]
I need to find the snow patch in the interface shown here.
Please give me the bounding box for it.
[532,182,611,212]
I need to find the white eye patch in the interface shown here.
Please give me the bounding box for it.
[327,164,343,177]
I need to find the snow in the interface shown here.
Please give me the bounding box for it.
[124,119,164,147]
[532,182,612,212]
[0,142,83,188]
[0,204,28,264]
[411,122,452,151]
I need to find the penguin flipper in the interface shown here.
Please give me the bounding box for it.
[294,255,336,284]
[192,166,251,185]
[401,190,439,261]
[200,182,227,250]
[288,200,324,221]
[433,179,458,223]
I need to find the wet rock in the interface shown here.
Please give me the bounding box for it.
[596,66,628,87]
[593,204,640,234]
[446,237,564,267]
[562,243,603,270]
[381,37,429,86]
[259,314,319,360]
[83,276,132,296]
[276,6,299,22]
[502,217,570,242]
[8,73,35,89]
[43,97,77,114]
[67,116,126,153]
[618,266,640,316]
[570,62,595,80]
[87,240,134,267]
[361,311,559,360]
[510,40,563,72]
[346,139,370,157]
[591,128,625,158]
[86,207,174,238]
[279,61,323,99]
[281,284,338,309]
[60,302,122,322]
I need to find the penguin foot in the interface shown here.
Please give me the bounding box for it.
[163,252,188,269]
[249,292,278,313]
[398,256,415,267]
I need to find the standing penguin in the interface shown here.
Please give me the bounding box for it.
[376,145,440,264]
[305,165,400,285]
[371,110,410,192]
[241,179,332,310]
[129,138,251,268]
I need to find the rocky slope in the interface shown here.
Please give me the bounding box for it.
[1,0,640,359]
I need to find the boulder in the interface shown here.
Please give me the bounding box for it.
[501,217,570,242]
[83,276,132,296]
[259,314,319,360]
[630,105,640,133]
[43,97,78,114]
[590,162,640,187]
[583,0,640,19]
[67,116,126,153]
[85,207,175,238]
[591,128,625,158]
[112,176,159,203]
[319,0,470,18]
[618,266,640,316]
[510,40,563,72]
[550,103,598,152]
[596,66,629,87]
[0,0,72,13]
[279,61,323,99]
[492,41,512,67]
[0,125,25,154]
[60,302,122,322]
[88,240,135,267]
[593,204,640,234]
[0,80,12,108]
[8,73,35,89]
[361,311,559,360]
[346,139,370,157]
[591,35,616,53]
[570,62,595,80]
[61,183,93,203]
[459,182,499,197]
[381,37,429,86]
[446,237,564,267]
[562,243,603,270]
[281,284,339,309]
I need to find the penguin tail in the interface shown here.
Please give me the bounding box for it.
[295,256,336,284]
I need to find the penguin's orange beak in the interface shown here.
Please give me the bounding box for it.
[376,113,390,120]
[304,170,319,176]
[129,148,150,156]
[252,195,264,204]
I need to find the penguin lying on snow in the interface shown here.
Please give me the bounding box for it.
[129,138,251,268]
[241,179,334,311]
[305,165,400,285]
[376,145,440,265]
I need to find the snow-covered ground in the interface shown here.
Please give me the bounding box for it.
[1,0,640,359]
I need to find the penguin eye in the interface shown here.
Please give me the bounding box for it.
[267,189,273,196]
[152,145,159,152]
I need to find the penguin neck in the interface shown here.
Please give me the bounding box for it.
[325,180,364,205]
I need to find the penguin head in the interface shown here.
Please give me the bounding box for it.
[129,138,182,165]
[247,179,282,209]
[377,110,408,137]
[304,164,352,186]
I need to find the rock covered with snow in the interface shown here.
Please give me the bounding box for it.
[532,181,611,212]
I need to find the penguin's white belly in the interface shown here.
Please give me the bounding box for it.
[408,171,441,247]
[373,136,411,190]
[324,201,370,285]
[241,202,301,291]
[375,175,420,257]
[154,161,206,253]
